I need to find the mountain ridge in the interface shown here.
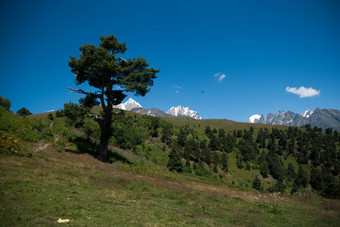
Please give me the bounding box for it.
[249,108,340,131]
[113,98,202,120]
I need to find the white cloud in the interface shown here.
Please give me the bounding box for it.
[214,73,226,82]
[286,86,320,98]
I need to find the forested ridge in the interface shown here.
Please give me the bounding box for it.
[56,99,340,198]
[1,96,340,199]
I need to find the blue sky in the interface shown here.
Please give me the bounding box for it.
[1,0,339,122]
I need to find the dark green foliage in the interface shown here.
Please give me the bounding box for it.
[285,162,296,181]
[150,117,160,138]
[218,128,225,138]
[79,93,100,108]
[0,96,11,110]
[310,167,323,192]
[205,126,213,138]
[69,35,159,161]
[212,152,220,173]
[320,167,340,198]
[238,139,258,162]
[161,124,173,146]
[194,161,211,177]
[257,151,269,178]
[213,163,218,173]
[267,133,277,153]
[325,128,333,135]
[167,143,183,172]
[47,113,54,121]
[183,138,200,161]
[267,181,287,193]
[62,102,89,127]
[267,153,284,181]
[252,176,263,192]
[287,138,296,155]
[183,159,192,173]
[16,107,32,116]
[177,127,187,147]
[55,110,63,117]
[209,134,219,151]
[200,139,212,164]
[256,128,267,148]
[245,162,251,171]
[236,130,243,138]
[236,159,244,169]
[221,153,228,172]
[220,134,235,153]
[294,166,309,188]
[242,129,253,141]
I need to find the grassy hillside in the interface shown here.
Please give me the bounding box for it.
[1,106,340,226]
[164,118,289,133]
[1,145,340,226]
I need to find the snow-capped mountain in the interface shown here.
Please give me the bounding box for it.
[248,108,340,131]
[113,99,202,120]
[113,98,142,111]
[166,105,202,120]
[248,114,261,123]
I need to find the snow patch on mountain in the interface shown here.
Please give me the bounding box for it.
[248,114,261,123]
[113,98,142,111]
[166,105,202,120]
[301,109,313,118]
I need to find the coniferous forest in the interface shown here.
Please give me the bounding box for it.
[55,99,340,198]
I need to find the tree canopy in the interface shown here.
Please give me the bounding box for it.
[16,107,32,116]
[68,35,159,161]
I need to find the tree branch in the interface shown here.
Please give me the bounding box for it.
[118,57,127,63]
[88,113,104,128]
[66,87,90,95]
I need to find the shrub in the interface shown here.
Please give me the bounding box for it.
[0,130,31,157]
[17,107,32,116]
[0,96,11,110]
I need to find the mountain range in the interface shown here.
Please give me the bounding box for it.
[113,98,202,120]
[249,108,340,131]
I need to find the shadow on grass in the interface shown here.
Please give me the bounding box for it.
[66,136,131,164]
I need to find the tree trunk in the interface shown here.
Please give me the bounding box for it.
[98,111,113,162]
[99,132,110,161]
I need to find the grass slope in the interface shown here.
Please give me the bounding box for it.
[1,143,339,226]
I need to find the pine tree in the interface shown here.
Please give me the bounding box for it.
[310,167,323,192]
[183,159,192,173]
[200,139,212,164]
[286,162,296,181]
[252,176,263,192]
[161,124,172,146]
[221,153,228,172]
[218,128,225,138]
[209,134,219,151]
[167,143,183,172]
[294,166,308,188]
[68,35,159,161]
[177,127,187,148]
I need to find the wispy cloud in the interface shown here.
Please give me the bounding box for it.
[172,85,182,93]
[214,73,226,82]
[286,86,320,98]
